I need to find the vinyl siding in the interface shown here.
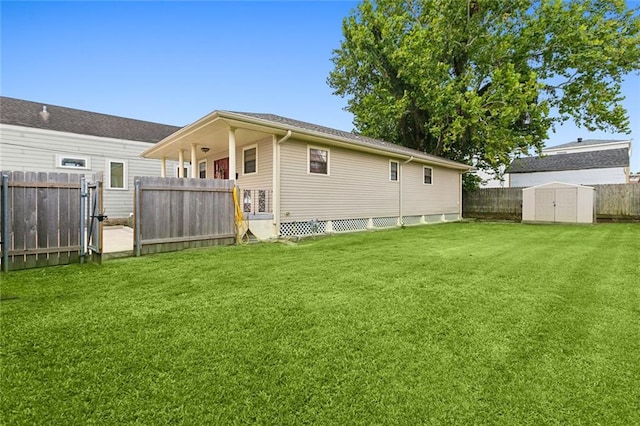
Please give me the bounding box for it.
[279,139,461,222]
[0,124,176,218]
[401,163,461,215]
[236,137,273,191]
[509,167,628,187]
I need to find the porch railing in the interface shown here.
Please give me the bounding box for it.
[241,189,273,215]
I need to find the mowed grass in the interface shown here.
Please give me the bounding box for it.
[1,223,639,424]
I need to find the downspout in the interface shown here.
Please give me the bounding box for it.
[400,156,414,225]
[274,130,292,236]
[459,173,463,219]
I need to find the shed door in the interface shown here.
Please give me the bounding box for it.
[535,189,555,222]
[555,188,577,223]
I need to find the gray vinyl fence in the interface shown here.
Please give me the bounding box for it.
[1,171,82,271]
[134,176,236,256]
[463,183,640,220]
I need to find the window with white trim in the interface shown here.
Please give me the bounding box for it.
[308,146,329,175]
[198,160,207,178]
[107,160,127,190]
[243,146,257,175]
[176,163,191,178]
[423,166,433,185]
[390,160,399,181]
[56,155,90,169]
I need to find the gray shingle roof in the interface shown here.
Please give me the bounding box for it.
[228,111,464,165]
[544,138,628,151]
[508,148,630,173]
[0,96,181,143]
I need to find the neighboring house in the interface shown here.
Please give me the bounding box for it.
[507,138,632,187]
[631,173,640,184]
[141,110,473,239]
[0,96,181,219]
[476,165,509,188]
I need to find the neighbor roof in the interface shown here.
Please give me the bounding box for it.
[507,148,630,173]
[224,111,471,170]
[0,96,181,143]
[544,138,629,151]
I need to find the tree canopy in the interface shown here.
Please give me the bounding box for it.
[328,0,640,180]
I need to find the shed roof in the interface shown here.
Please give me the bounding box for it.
[507,148,629,173]
[0,96,181,143]
[522,181,595,191]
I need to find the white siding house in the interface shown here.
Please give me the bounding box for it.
[141,110,472,239]
[0,97,181,219]
[507,138,631,187]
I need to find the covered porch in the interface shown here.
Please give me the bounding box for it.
[141,111,293,240]
[142,112,274,180]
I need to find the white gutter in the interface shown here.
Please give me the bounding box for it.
[399,156,414,224]
[273,130,293,234]
[217,111,472,171]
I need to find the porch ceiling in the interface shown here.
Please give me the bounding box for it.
[143,117,275,161]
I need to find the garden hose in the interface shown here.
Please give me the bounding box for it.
[233,186,250,245]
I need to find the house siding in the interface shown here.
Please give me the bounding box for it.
[401,163,461,216]
[235,137,273,191]
[279,139,461,222]
[0,124,176,218]
[510,167,628,187]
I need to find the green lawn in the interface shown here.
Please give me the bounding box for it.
[2,223,639,424]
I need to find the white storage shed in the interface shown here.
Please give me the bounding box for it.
[522,182,595,224]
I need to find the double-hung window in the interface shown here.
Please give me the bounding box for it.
[423,166,433,185]
[243,146,257,175]
[308,146,329,175]
[390,161,399,181]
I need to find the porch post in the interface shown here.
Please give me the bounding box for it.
[160,157,166,178]
[190,144,197,178]
[178,150,184,178]
[228,128,237,181]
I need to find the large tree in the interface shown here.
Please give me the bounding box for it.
[328,0,640,182]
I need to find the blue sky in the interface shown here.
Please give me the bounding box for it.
[1,1,639,172]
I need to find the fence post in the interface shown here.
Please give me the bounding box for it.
[1,174,9,272]
[134,179,141,257]
[80,176,87,263]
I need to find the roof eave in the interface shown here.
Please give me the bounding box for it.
[142,110,472,171]
[218,111,472,171]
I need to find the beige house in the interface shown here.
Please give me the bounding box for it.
[141,111,472,239]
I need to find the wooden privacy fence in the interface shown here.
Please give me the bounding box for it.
[463,187,523,218]
[463,184,640,220]
[593,184,640,219]
[0,171,103,272]
[134,176,235,256]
